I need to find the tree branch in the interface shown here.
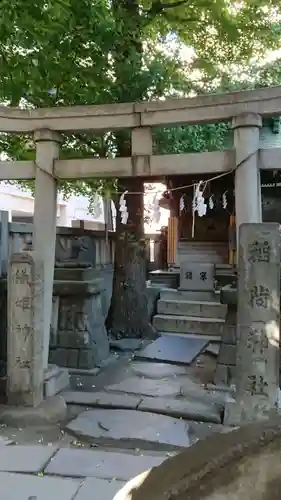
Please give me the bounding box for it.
[145,0,189,16]
[142,0,191,26]
[157,0,190,10]
[161,10,197,24]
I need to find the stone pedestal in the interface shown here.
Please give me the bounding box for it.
[50,273,109,370]
[225,223,280,425]
[180,262,214,294]
[7,252,44,407]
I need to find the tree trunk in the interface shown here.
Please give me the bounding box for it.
[107,177,157,339]
[106,0,157,339]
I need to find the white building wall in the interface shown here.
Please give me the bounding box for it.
[0,182,166,233]
[0,183,112,228]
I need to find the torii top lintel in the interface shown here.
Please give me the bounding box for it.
[0,86,281,134]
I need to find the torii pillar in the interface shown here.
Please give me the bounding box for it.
[233,113,263,254]
[33,129,61,370]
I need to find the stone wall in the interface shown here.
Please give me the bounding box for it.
[0,220,161,372]
[50,270,111,370]
[0,222,116,372]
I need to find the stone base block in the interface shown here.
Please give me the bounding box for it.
[149,270,179,289]
[214,364,236,386]
[221,325,236,345]
[0,377,7,404]
[223,400,278,427]
[44,365,70,398]
[157,299,227,319]
[49,346,106,370]
[146,286,161,320]
[153,314,225,336]
[217,344,236,366]
[180,262,214,291]
[0,395,67,426]
[214,311,237,386]
[160,289,219,302]
[205,383,235,394]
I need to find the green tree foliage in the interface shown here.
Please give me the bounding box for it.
[1,0,281,337]
[0,0,280,165]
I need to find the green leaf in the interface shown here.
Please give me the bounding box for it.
[0,0,281,197]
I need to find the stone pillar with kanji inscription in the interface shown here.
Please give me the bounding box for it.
[7,252,44,406]
[224,223,280,425]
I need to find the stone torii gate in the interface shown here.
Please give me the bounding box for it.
[1,85,281,407]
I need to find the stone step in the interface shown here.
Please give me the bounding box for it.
[177,253,225,264]
[178,241,227,251]
[153,314,225,336]
[157,299,227,319]
[160,288,220,302]
[149,270,179,288]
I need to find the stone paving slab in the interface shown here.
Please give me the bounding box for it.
[45,447,168,480]
[0,445,57,473]
[205,342,220,357]
[110,339,148,352]
[135,335,208,365]
[106,377,185,398]
[106,374,227,409]
[130,362,188,379]
[0,436,14,446]
[186,421,236,444]
[0,472,80,500]
[63,391,142,409]
[73,477,125,500]
[106,376,209,401]
[138,397,221,424]
[66,409,190,450]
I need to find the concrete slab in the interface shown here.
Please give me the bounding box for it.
[0,472,80,500]
[63,391,141,409]
[130,362,188,379]
[136,335,208,365]
[45,447,168,480]
[109,339,147,352]
[0,445,57,473]
[106,377,183,398]
[66,409,191,450]
[138,397,221,424]
[106,376,209,401]
[73,477,125,500]
[162,332,221,342]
